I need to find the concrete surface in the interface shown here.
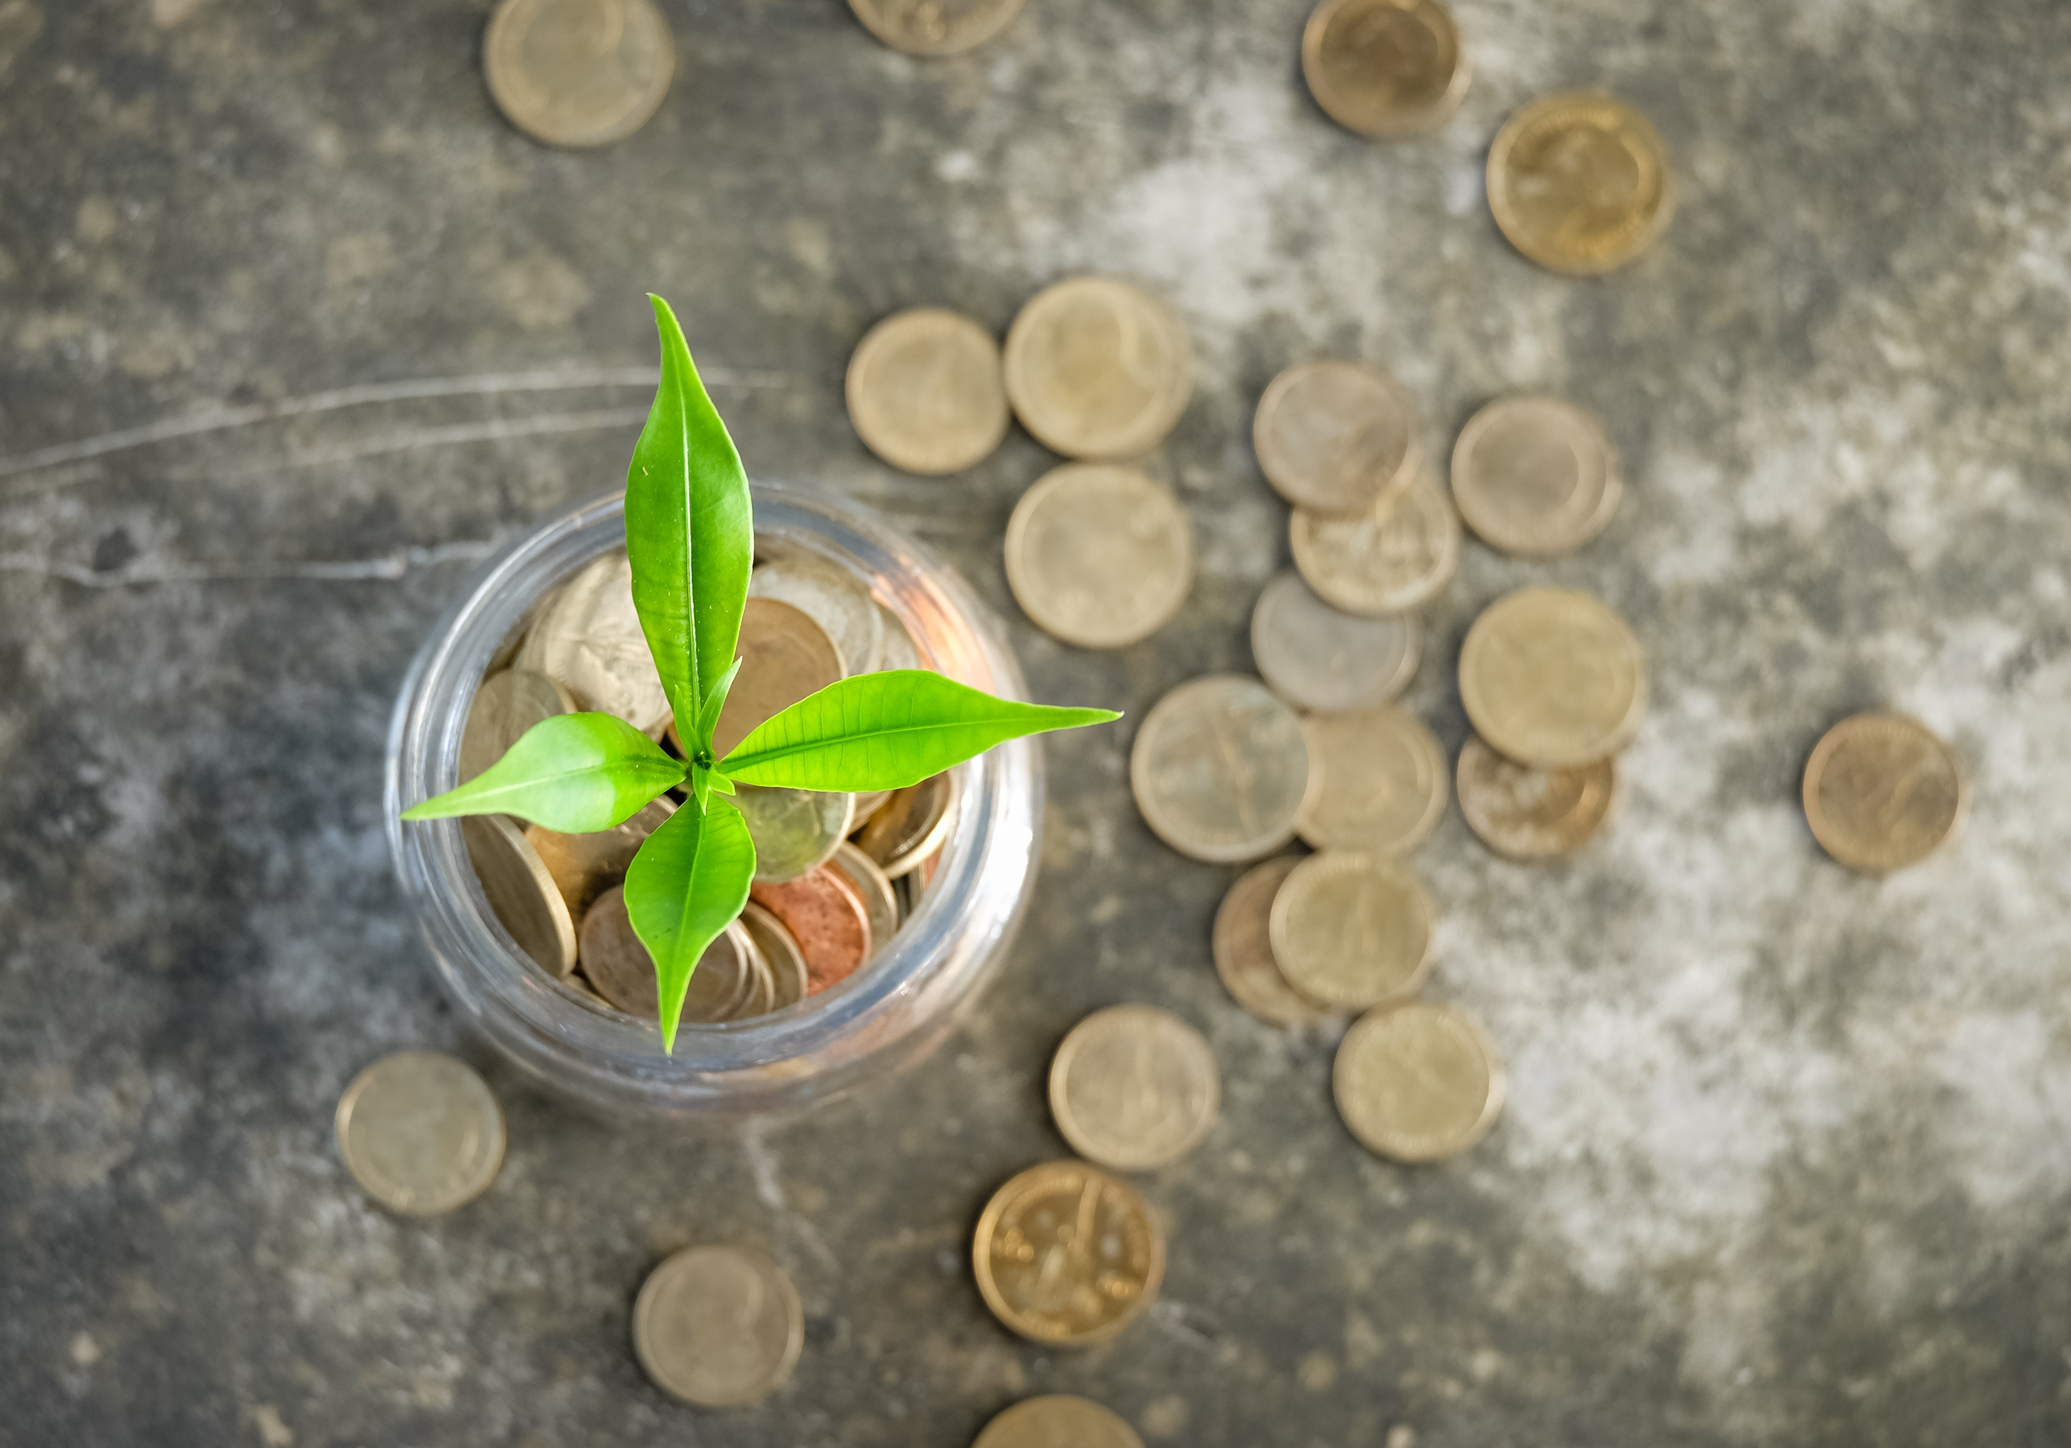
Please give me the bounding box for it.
[3,1,2069,1444]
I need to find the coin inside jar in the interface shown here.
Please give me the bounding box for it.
[335,1051,506,1217]
[1334,999,1505,1161]
[1458,586,1647,767]
[1003,278,1193,461]
[1130,675,1312,863]
[973,1396,1148,1448]
[632,1245,803,1408]
[1004,464,1194,649]
[749,867,872,996]
[854,772,954,878]
[971,1161,1165,1347]
[712,597,846,759]
[1290,471,1460,616]
[1301,0,1470,139]
[1488,91,1676,276]
[826,842,899,958]
[1049,1005,1221,1172]
[1213,857,1333,1025]
[517,550,672,732]
[735,784,854,884]
[1295,707,1449,856]
[1251,570,1420,714]
[1451,395,1621,557]
[749,555,883,676]
[1802,712,1965,874]
[1456,734,1617,862]
[483,0,676,150]
[846,308,1010,475]
[739,900,812,1010]
[1254,360,1421,516]
[845,0,1026,56]
[461,668,578,782]
[463,814,579,978]
[525,794,675,917]
[1269,851,1434,1011]
[579,886,755,1022]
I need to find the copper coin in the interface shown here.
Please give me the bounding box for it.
[750,868,871,996]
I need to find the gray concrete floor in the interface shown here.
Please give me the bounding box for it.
[3,1,2070,1444]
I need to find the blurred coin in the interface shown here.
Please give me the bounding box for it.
[1005,464,1193,649]
[1456,734,1616,862]
[1295,707,1448,855]
[736,783,855,884]
[526,794,675,917]
[1130,676,1311,863]
[1803,712,1965,874]
[973,1396,1147,1448]
[1452,395,1621,556]
[1251,570,1419,714]
[579,885,754,1022]
[518,550,672,732]
[463,814,578,978]
[1253,360,1420,515]
[733,932,777,1019]
[972,1161,1164,1346]
[633,1244,803,1407]
[1488,91,1675,275]
[484,0,675,149]
[855,773,955,878]
[335,1052,505,1217]
[1049,1005,1220,1172]
[1003,278,1193,460]
[1334,998,1504,1161]
[750,868,871,996]
[1290,471,1459,616]
[1269,852,1434,1011]
[1213,857,1333,1025]
[874,602,926,673]
[713,597,845,758]
[827,842,899,958]
[750,556,883,676]
[846,0,1025,56]
[1458,586,1646,767]
[847,308,1010,474]
[740,901,811,1010]
[851,788,894,824]
[1302,0,1469,139]
[461,668,578,783]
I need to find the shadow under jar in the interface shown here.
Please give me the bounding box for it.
[385,483,1042,1122]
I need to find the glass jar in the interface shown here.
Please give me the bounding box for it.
[384,483,1041,1121]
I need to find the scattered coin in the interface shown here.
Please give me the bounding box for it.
[750,555,884,676]
[1802,712,1965,874]
[1290,470,1460,616]
[739,900,812,1010]
[712,597,846,758]
[1458,586,1647,767]
[1213,857,1333,1025]
[1004,464,1194,649]
[1269,852,1434,1011]
[1295,707,1449,855]
[1251,571,1420,713]
[845,0,1026,56]
[633,1244,803,1408]
[463,814,578,978]
[484,0,676,149]
[1049,1005,1221,1172]
[580,885,756,1022]
[526,794,675,917]
[1130,675,1312,863]
[972,1160,1165,1346]
[1253,360,1421,516]
[827,842,899,958]
[1488,91,1676,276]
[846,308,1011,475]
[1334,998,1504,1161]
[1301,0,1470,139]
[1451,395,1621,556]
[1456,734,1617,862]
[518,550,672,732]
[750,867,872,995]
[854,772,954,878]
[1003,278,1193,460]
[335,1051,506,1217]
[973,1395,1147,1448]
[461,668,578,783]
[736,783,855,884]
[874,602,926,673]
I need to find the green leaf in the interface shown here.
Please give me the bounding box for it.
[622,799,757,1050]
[694,656,744,759]
[684,759,735,813]
[401,713,685,831]
[625,295,754,735]
[720,670,1120,792]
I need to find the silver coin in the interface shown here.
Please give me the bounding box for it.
[1290,471,1460,616]
[483,0,675,151]
[1129,675,1312,863]
[736,784,855,884]
[460,668,578,782]
[739,901,811,1010]
[517,550,672,732]
[633,1245,804,1407]
[750,556,883,676]
[463,815,578,978]
[335,1052,506,1217]
[1250,570,1420,713]
[827,842,899,959]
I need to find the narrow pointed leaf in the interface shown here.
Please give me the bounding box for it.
[693,656,744,758]
[720,670,1120,792]
[625,295,754,733]
[622,800,757,1050]
[401,713,685,831]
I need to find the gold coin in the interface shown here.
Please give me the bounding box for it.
[973,1396,1147,1448]
[750,555,884,675]
[1455,734,1616,862]
[1268,851,1433,1011]
[1049,1005,1220,1172]
[335,1052,506,1216]
[854,772,954,878]
[713,597,845,758]
[1004,464,1194,649]
[739,901,811,1010]
[846,0,1025,56]
[972,1161,1164,1346]
[1458,586,1646,767]
[1251,571,1419,715]
[1130,675,1313,863]
[1451,395,1621,556]
[1003,278,1193,460]
[483,0,675,150]
[1213,857,1333,1025]
[827,842,900,958]
[463,814,578,978]
[517,550,672,732]
[632,1244,803,1408]
[846,308,1010,475]
[1289,471,1459,616]
[526,794,674,917]
[1333,999,1504,1161]
[735,783,855,884]
[1301,0,1470,139]
[1487,91,1675,276]
[461,668,578,783]
[1253,360,1421,516]
[1295,707,1448,855]
[1802,712,1965,874]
